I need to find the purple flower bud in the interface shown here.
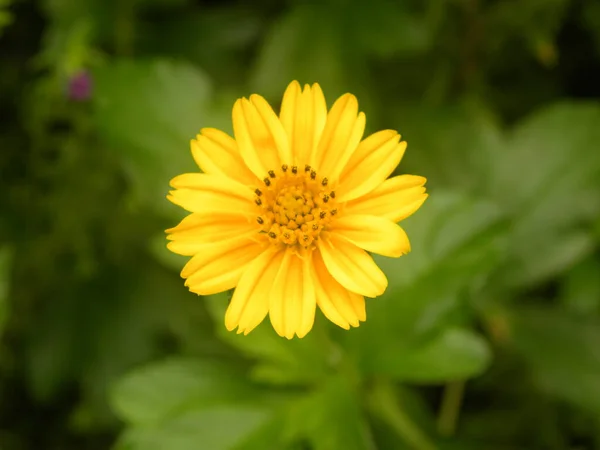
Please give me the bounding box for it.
[67,70,93,101]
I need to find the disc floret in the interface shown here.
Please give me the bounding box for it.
[255,165,337,249]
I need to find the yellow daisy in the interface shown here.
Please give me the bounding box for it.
[166,81,428,339]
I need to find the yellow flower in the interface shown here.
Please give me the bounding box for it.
[166,81,428,339]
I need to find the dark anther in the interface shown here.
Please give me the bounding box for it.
[264,177,271,186]
[331,209,338,215]
[330,191,336,198]
[323,194,329,203]
[268,170,276,178]
[302,235,309,241]
[291,166,298,174]
[255,198,262,206]
[310,170,317,180]
[320,211,327,219]
[312,224,319,230]
[255,188,262,196]
[282,164,288,172]
[257,217,264,225]
[283,232,290,239]
[322,178,328,186]
[304,164,311,172]
[268,232,277,239]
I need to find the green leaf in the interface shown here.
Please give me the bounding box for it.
[139,8,262,86]
[400,103,600,288]
[205,294,331,387]
[342,192,505,378]
[492,102,600,214]
[365,381,436,450]
[115,406,272,450]
[231,414,289,450]
[0,246,12,336]
[93,59,212,217]
[584,1,600,53]
[490,102,600,287]
[111,357,261,426]
[0,0,13,38]
[368,328,492,383]
[25,262,194,424]
[285,376,375,450]
[504,307,600,415]
[397,102,504,195]
[350,192,507,346]
[148,232,188,273]
[349,0,435,58]
[560,256,600,315]
[250,4,350,101]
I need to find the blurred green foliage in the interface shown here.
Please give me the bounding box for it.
[1,0,600,449]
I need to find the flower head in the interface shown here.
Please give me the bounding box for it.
[67,70,93,101]
[166,81,428,339]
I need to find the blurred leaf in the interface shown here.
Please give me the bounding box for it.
[347,192,507,368]
[402,103,600,294]
[250,4,351,101]
[366,380,436,450]
[231,414,289,450]
[502,229,596,289]
[349,0,435,58]
[0,0,13,37]
[93,59,212,217]
[585,1,600,53]
[115,406,272,450]
[505,307,600,416]
[383,192,506,292]
[398,102,504,194]
[560,256,600,315]
[486,0,570,58]
[251,0,438,102]
[368,328,492,383]
[140,8,262,85]
[111,357,261,426]
[490,102,600,287]
[25,262,186,416]
[0,246,12,336]
[285,376,375,450]
[135,0,189,8]
[205,294,331,387]
[148,232,187,273]
[491,102,600,212]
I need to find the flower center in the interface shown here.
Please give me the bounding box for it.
[254,164,337,248]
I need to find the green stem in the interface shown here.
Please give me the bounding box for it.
[115,0,135,56]
[367,380,437,450]
[437,381,465,436]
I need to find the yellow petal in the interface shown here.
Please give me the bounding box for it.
[166,212,259,254]
[270,249,316,339]
[232,96,291,179]
[330,214,411,257]
[167,173,256,215]
[191,128,257,185]
[225,247,284,334]
[313,94,366,181]
[337,131,406,202]
[297,254,318,337]
[317,233,387,298]
[345,175,428,222]
[280,81,327,165]
[312,249,366,329]
[180,234,266,295]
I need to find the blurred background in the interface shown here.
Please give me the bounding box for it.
[1,0,600,449]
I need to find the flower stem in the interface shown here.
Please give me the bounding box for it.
[367,380,437,450]
[437,381,465,436]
